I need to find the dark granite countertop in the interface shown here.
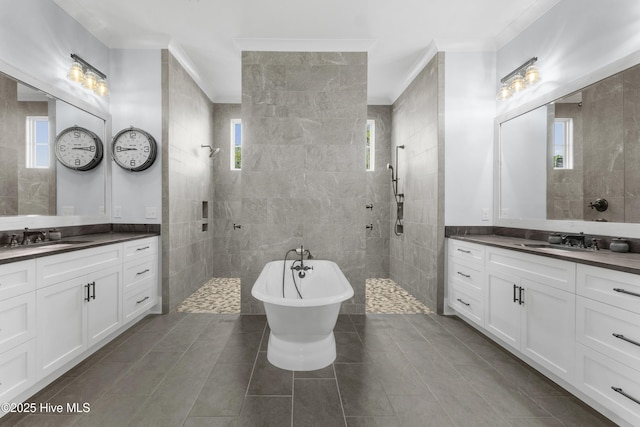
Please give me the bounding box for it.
[0,232,159,265]
[449,234,640,275]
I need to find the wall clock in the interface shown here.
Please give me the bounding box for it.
[111,127,157,172]
[54,126,104,171]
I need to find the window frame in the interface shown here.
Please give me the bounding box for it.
[230,118,242,171]
[25,115,50,169]
[366,119,375,171]
[553,117,573,170]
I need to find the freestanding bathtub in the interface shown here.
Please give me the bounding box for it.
[251,259,354,371]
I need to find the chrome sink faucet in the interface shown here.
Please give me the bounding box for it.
[21,227,46,245]
[563,232,586,248]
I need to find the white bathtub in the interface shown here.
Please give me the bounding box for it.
[251,259,354,371]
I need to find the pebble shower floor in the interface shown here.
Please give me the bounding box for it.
[176,277,432,314]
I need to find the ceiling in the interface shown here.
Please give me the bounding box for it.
[53,0,560,104]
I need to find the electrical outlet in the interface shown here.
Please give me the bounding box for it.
[481,208,490,221]
[145,206,157,219]
[62,206,74,216]
[114,206,122,218]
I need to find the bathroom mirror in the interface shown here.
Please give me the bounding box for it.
[0,71,107,218]
[499,60,640,224]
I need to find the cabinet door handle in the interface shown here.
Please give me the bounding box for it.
[513,284,518,303]
[519,286,524,305]
[457,249,472,254]
[613,333,640,348]
[136,246,150,252]
[613,288,640,298]
[611,387,640,405]
[136,296,150,304]
[90,281,96,300]
[84,284,91,302]
[136,269,150,276]
[456,271,471,278]
[456,298,470,307]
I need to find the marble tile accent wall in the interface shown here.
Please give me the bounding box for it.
[547,102,584,220]
[583,73,625,222]
[366,105,391,278]
[240,51,368,314]
[389,53,445,313]
[161,50,215,313]
[211,103,243,277]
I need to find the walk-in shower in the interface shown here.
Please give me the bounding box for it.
[387,145,405,235]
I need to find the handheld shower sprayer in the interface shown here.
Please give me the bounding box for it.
[390,145,405,236]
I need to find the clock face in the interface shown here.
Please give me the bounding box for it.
[55,126,104,171]
[112,127,157,172]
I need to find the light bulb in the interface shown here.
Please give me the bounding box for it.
[82,71,98,90]
[497,83,512,100]
[524,65,540,85]
[94,79,109,96]
[510,73,525,93]
[67,61,84,82]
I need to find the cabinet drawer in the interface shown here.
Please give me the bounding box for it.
[576,343,640,427]
[486,247,575,293]
[0,293,36,354]
[448,259,484,292]
[123,257,156,290]
[449,280,483,326]
[123,280,156,322]
[124,237,158,261]
[0,339,36,403]
[577,264,640,315]
[577,295,640,369]
[37,244,122,289]
[0,260,36,301]
[448,239,484,265]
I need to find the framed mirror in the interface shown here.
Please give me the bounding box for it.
[498,60,640,225]
[0,71,108,221]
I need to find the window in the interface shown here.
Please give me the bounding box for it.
[231,119,241,170]
[553,118,573,169]
[366,119,375,171]
[26,116,49,168]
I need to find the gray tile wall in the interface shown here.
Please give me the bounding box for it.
[0,73,55,215]
[240,51,368,314]
[366,105,392,278]
[389,53,445,313]
[211,103,243,277]
[583,72,624,222]
[546,103,584,220]
[210,104,391,281]
[161,50,215,313]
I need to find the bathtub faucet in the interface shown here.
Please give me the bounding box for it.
[292,245,314,277]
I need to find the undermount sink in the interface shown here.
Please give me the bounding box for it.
[515,243,592,252]
[3,240,90,252]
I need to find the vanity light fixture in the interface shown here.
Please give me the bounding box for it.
[497,57,540,100]
[67,54,109,97]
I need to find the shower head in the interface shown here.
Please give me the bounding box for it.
[397,145,405,149]
[201,145,221,158]
[386,163,393,171]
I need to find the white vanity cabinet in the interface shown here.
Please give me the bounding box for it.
[36,245,123,378]
[485,247,576,382]
[122,237,158,322]
[0,260,37,403]
[575,264,640,426]
[447,240,485,326]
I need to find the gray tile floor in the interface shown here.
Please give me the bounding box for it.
[1,313,615,426]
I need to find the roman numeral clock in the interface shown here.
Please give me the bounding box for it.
[111,127,157,172]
